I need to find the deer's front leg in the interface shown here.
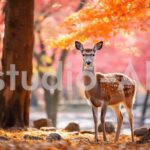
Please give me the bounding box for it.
[101,102,108,142]
[92,106,98,142]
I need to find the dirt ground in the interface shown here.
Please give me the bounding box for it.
[0,128,149,150]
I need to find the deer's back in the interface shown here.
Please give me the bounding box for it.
[96,73,136,106]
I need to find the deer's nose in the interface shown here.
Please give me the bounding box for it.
[86,61,91,65]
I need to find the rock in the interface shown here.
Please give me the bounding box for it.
[33,118,53,129]
[64,122,80,132]
[80,131,94,134]
[0,136,9,141]
[40,127,56,132]
[23,135,43,140]
[98,121,115,134]
[134,127,148,137]
[139,129,150,143]
[46,133,62,141]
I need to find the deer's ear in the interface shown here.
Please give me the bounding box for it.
[93,41,103,51]
[75,41,84,51]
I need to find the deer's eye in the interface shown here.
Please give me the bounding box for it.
[82,54,85,56]
[92,54,94,56]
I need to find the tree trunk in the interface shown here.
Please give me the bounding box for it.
[42,0,86,126]
[44,50,68,126]
[44,86,59,127]
[0,0,34,128]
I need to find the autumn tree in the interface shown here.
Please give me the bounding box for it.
[51,0,149,48]
[0,0,34,128]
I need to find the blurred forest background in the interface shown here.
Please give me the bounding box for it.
[0,0,150,131]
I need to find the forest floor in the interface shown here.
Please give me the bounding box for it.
[0,128,149,150]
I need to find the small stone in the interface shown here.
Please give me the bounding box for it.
[139,129,150,143]
[33,118,53,129]
[134,127,148,137]
[64,122,80,132]
[98,121,115,134]
[23,135,43,140]
[80,131,94,134]
[40,127,56,131]
[46,133,62,141]
[0,136,9,141]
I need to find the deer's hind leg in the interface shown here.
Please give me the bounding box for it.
[124,98,135,142]
[111,105,123,143]
[125,105,134,142]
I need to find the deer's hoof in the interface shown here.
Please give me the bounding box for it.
[104,137,108,142]
[94,138,99,143]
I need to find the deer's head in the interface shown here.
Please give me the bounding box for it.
[75,41,103,71]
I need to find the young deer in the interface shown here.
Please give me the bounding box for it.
[75,41,136,143]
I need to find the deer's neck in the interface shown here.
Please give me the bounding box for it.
[82,65,96,92]
[82,66,103,107]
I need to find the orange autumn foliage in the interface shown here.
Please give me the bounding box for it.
[50,0,150,49]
